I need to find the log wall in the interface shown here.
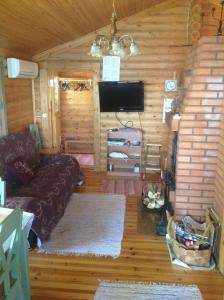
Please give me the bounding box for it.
[0,50,33,135]
[5,78,33,134]
[60,87,94,152]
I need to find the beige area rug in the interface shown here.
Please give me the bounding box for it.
[94,281,204,300]
[39,193,126,258]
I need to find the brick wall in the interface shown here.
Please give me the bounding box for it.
[174,36,224,221]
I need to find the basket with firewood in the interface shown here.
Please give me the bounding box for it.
[142,182,165,213]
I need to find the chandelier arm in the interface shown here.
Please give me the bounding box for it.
[119,34,134,44]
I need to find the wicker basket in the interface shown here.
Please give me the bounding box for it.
[167,215,214,267]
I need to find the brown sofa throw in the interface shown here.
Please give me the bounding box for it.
[0,129,84,241]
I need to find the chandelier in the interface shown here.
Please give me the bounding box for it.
[89,0,139,58]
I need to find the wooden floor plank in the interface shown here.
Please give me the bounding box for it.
[29,169,224,300]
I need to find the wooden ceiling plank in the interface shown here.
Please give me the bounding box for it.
[33,0,190,61]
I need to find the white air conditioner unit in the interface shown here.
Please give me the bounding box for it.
[7,58,38,79]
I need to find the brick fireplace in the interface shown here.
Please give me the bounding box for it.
[171,36,224,221]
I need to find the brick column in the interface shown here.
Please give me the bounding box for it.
[174,36,224,221]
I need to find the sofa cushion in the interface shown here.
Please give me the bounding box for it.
[0,129,40,180]
[7,157,34,185]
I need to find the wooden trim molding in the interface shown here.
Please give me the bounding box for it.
[0,57,8,137]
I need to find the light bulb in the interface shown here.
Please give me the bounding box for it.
[111,40,121,55]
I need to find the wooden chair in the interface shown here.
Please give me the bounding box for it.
[0,208,31,300]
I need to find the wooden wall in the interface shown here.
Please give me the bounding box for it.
[34,1,191,170]
[60,86,94,152]
[201,0,223,37]
[0,50,34,135]
[5,78,33,134]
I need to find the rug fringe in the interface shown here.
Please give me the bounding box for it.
[38,249,120,258]
[97,279,200,289]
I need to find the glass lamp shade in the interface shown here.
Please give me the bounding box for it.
[130,42,138,56]
[119,46,127,58]
[90,42,102,57]
[111,40,121,55]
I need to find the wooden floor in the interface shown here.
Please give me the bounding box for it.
[29,169,224,300]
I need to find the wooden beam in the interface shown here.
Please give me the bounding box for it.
[33,0,190,62]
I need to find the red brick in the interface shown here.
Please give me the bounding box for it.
[202,191,215,197]
[203,178,215,184]
[196,113,221,120]
[180,121,207,127]
[200,60,224,67]
[176,183,190,189]
[203,44,224,51]
[177,176,203,183]
[176,190,202,196]
[201,99,223,106]
[178,142,192,148]
[212,68,224,75]
[178,149,205,156]
[192,68,211,75]
[190,84,206,90]
[175,203,202,210]
[193,142,218,149]
[206,150,218,156]
[204,164,217,170]
[189,197,213,204]
[207,83,224,90]
[176,196,189,202]
[193,128,220,135]
[208,121,220,127]
[176,169,190,176]
[207,135,220,142]
[178,135,206,142]
[190,184,214,191]
[184,106,212,113]
[191,156,217,163]
[191,170,215,177]
[181,114,196,120]
[218,91,224,98]
[187,91,218,98]
[183,99,201,106]
[179,128,193,134]
[177,163,204,170]
[191,76,223,83]
[213,107,222,113]
[177,156,191,162]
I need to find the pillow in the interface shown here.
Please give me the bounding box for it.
[7,157,34,185]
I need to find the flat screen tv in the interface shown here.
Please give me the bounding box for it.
[98,81,144,112]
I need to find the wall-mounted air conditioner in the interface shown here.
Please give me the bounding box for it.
[7,58,38,79]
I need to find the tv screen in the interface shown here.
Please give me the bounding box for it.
[98,81,144,112]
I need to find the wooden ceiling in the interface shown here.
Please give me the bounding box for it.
[0,0,168,57]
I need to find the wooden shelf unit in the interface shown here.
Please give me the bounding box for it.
[107,128,142,176]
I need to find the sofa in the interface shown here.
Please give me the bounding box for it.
[0,129,84,242]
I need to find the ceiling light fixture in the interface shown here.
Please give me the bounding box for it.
[89,0,139,58]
